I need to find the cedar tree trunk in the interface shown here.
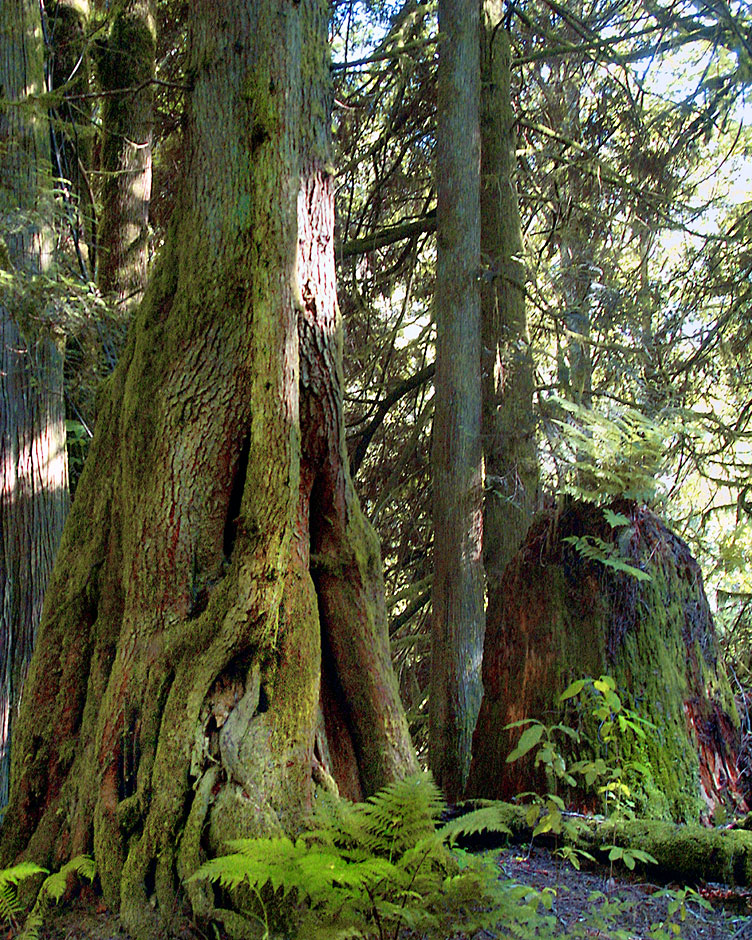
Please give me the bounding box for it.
[466,500,746,821]
[480,5,537,581]
[429,0,485,802]
[48,0,94,278]
[0,0,70,809]
[0,1,416,935]
[95,0,154,314]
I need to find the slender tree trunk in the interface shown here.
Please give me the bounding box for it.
[47,0,94,279]
[429,0,484,801]
[95,0,154,316]
[0,0,70,810]
[480,5,537,582]
[551,68,593,409]
[0,1,415,934]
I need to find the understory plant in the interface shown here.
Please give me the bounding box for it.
[503,675,660,872]
[191,772,554,940]
[0,855,96,940]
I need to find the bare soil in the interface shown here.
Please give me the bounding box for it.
[494,845,751,938]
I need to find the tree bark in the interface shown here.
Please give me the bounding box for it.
[480,5,538,583]
[95,0,155,316]
[0,0,416,934]
[429,0,485,802]
[0,0,70,811]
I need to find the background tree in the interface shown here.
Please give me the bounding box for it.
[0,2,416,936]
[428,0,485,801]
[0,0,70,809]
[94,0,155,318]
[480,1,538,583]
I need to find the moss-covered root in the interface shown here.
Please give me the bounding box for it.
[457,802,752,886]
[588,819,752,886]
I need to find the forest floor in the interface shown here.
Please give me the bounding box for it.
[495,844,751,937]
[27,844,752,940]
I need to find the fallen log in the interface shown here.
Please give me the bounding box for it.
[448,801,752,886]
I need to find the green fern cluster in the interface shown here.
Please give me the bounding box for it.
[552,398,668,504]
[21,855,96,940]
[0,855,96,940]
[0,862,47,926]
[563,507,652,582]
[191,772,553,940]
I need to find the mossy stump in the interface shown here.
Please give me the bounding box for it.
[466,499,747,821]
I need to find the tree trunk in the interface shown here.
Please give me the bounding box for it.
[480,6,538,581]
[466,500,747,822]
[47,0,94,280]
[0,0,70,811]
[95,0,155,316]
[0,1,416,935]
[429,0,485,802]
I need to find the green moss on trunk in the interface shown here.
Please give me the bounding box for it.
[0,1,416,936]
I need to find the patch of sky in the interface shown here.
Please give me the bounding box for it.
[331,0,409,67]
[640,34,752,215]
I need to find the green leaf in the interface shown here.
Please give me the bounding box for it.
[603,509,630,528]
[506,723,544,763]
[551,722,580,741]
[594,675,616,692]
[559,679,586,701]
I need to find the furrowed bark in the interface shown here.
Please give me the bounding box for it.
[480,6,538,583]
[0,1,416,935]
[95,0,155,315]
[0,0,69,810]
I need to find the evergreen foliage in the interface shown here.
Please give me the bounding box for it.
[551,399,668,506]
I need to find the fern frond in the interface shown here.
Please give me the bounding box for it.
[551,398,670,504]
[0,862,47,889]
[0,862,47,924]
[18,855,97,940]
[0,880,22,923]
[192,837,302,894]
[38,854,96,904]
[439,804,513,844]
[357,772,444,855]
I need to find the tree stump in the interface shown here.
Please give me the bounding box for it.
[466,499,748,822]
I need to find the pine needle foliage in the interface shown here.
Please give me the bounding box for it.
[191,772,555,940]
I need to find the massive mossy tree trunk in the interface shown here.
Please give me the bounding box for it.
[479,5,537,581]
[466,500,746,821]
[0,0,70,810]
[0,0,416,934]
[429,0,485,802]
